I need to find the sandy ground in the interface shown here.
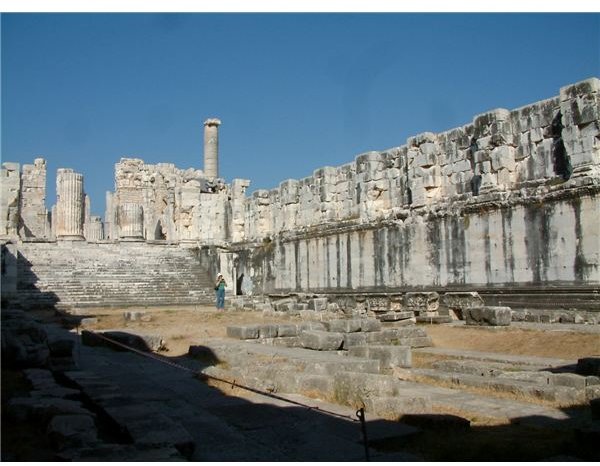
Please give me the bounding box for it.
[58,305,600,360]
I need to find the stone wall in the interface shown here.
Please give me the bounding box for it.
[230,78,600,302]
[105,158,246,245]
[240,79,599,241]
[1,78,598,311]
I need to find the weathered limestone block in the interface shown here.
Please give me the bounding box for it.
[308,297,328,312]
[258,324,278,338]
[8,396,91,423]
[490,146,516,172]
[464,306,512,326]
[47,414,98,450]
[343,332,368,348]
[1,311,49,368]
[300,330,344,351]
[226,325,260,339]
[441,292,484,315]
[279,179,300,205]
[325,319,362,333]
[0,162,21,238]
[404,292,439,311]
[276,324,298,337]
[379,311,415,322]
[360,318,382,332]
[559,78,600,177]
[356,151,385,181]
[368,296,389,311]
[349,345,412,369]
[20,158,49,239]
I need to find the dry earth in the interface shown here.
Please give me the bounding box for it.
[64,305,600,360]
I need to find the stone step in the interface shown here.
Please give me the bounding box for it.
[408,368,587,406]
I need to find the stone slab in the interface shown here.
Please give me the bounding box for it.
[226,325,259,339]
[348,345,412,369]
[300,330,344,351]
[325,319,362,333]
[465,306,512,326]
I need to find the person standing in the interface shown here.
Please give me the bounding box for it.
[215,273,226,310]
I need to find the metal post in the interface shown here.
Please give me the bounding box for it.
[356,407,370,461]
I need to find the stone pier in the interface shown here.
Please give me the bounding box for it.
[203,118,221,179]
[85,216,104,241]
[118,203,144,240]
[55,169,85,241]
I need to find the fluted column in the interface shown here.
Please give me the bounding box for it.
[56,169,85,240]
[203,118,221,179]
[85,216,104,241]
[118,203,144,240]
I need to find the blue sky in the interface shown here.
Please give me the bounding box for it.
[2,13,599,217]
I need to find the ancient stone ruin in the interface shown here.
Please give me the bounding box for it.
[2,78,600,462]
[1,78,599,319]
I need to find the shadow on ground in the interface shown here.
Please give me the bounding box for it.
[2,306,599,461]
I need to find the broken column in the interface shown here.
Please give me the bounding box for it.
[118,203,144,240]
[20,158,49,239]
[0,162,21,239]
[85,216,104,241]
[55,169,85,240]
[203,118,221,179]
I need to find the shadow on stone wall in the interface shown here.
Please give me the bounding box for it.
[1,245,60,310]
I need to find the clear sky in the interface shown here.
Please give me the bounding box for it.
[2,12,599,217]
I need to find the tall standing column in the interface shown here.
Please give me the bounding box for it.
[56,169,85,240]
[203,118,221,179]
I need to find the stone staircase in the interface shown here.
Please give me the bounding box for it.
[15,242,215,309]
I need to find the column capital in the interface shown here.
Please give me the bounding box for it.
[204,118,221,127]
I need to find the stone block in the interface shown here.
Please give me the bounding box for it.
[258,324,278,338]
[342,332,368,348]
[308,297,328,312]
[296,374,335,398]
[276,324,298,337]
[552,373,588,389]
[359,318,382,332]
[299,330,344,351]
[464,306,512,326]
[379,311,415,322]
[298,321,327,332]
[47,414,97,450]
[404,292,439,311]
[325,319,362,333]
[8,396,91,423]
[368,296,390,311]
[490,146,516,171]
[47,336,75,358]
[349,345,412,369]
[365,395,431,417]
[226,325,259,340]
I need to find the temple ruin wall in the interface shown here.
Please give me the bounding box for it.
[1,78,599,309]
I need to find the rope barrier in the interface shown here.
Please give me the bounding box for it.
[87,331,361,424]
